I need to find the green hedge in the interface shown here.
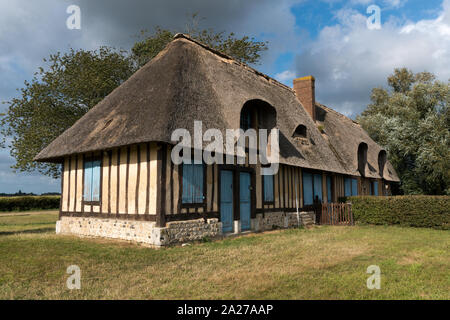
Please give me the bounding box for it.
[344,196,450,230]
[0,196,60,212]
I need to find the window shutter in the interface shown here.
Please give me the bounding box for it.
[83,161,93,201]
[313,174,323,202]
[351,179,358,196]
[182,164,204,204]
[192,164,204,203]
[344,178,352,197]
[327,176,332,202]
[91,160,101,202]
[303,172,313,205]
[264,175,274,202]
[182,164,193,203]
[374,181,379,196]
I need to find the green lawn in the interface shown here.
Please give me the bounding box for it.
[0,210,448,299]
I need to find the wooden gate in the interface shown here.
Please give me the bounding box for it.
[319,203,354,225]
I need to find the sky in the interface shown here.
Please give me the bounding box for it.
[0,0,449,194]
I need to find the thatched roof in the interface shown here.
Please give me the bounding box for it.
[316,103,399,182]
[34,34,399,182]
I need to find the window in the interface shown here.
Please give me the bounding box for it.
[344,177,358,197]
[357,142,368,176]
[293,125,307,138]
[182,163,204,204]
[240,100,277,132]
[83,159,101,202]
[373,181,379,196]
[263,174,274,203]
[303,172,323,205]
[240,108,252,131]
[378,150,387,177]
[352,179,358,196]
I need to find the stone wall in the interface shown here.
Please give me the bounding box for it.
[252,211,314,232]
[56,216,158,244]
[56,216,222,246]
[164,218,222,244]
[56,211,314,246]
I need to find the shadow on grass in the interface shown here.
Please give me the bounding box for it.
[0,227,54,236]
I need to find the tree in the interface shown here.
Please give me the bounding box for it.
[132,15,267,68]
[357,68,450,195]
[1,17,268,179]
[1,47,136,178]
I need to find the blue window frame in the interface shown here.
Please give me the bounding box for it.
[263,174,274,203]
[83,159,101,202]
[182,163,204,204]
[344,177,358,197]
[303,172,323,205]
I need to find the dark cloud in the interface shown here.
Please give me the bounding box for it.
[2,0,449,192]
[0,0,301,192]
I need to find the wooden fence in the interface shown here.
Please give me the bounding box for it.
[319,203,354,225]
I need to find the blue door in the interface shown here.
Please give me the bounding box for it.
[240,172,251,231]
[220,170,234,233]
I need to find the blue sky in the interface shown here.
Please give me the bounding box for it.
[0,0,449,194]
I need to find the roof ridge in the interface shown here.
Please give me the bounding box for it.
[173,33,295,94]
[316,102,360,126]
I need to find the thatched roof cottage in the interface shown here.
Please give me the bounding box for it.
[35,34,399,246]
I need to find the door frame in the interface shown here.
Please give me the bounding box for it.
[218,165,256,224]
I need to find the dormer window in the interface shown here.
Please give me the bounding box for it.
[293,125,307,138]
[240,108,252,131]
[240,99,277,131]
[357,142,368,176]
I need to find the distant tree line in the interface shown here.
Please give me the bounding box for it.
[0,191,60,197]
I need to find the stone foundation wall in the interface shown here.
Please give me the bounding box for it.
[56,216,222,246]
[56,216,159,244]
[56,211,314,246]
[252,211,314,232]
[164,218,222,244]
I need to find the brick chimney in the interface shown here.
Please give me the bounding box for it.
[293,76,316,121]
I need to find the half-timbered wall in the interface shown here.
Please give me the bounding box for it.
[60,142,389,226]
[61,142,159,217]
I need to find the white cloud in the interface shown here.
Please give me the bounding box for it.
[275,70,297,84]
[294,0,450,117]
[349,0,407,9]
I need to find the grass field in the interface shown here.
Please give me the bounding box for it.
[0,210,448,299]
